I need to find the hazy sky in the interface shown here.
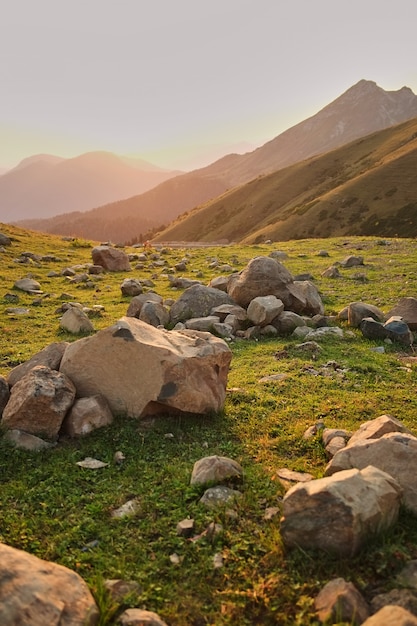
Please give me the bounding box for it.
[1,0,417,170]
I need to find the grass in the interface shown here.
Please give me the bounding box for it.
[2,224,417,624]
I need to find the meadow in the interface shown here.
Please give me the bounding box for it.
[1,224,417,625]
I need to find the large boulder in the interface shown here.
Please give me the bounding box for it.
[59,317,232,418]
[325,433,417,513]
[348,414,412,447]
[0,542,98,625]
[169,284,234,325]
[2,366,76,441]
[7,342,69,387]
[280,466,402,556]
[227,256,293,308]
[361,605,417,626]
[91,245,131,271]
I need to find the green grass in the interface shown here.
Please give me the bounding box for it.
[2,224,417,624]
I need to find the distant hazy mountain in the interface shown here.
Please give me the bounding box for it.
[16,80,417,242]
[155,116,417,243]
[0,151,181,222]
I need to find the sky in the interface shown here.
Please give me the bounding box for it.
[1,0,417,172]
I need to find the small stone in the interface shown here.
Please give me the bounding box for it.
[176,518,195,537]
[114,451,126,464]
[213,553,223,569]
[76,457,109,469]
[264,507,280,520]
[111,499,141,519]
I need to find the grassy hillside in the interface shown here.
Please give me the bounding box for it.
[2,225,417,624]
[154,116,417,243]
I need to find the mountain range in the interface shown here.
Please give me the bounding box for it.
[0,152,181,222]
[7,79,417,243]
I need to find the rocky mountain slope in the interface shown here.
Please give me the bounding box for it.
[15,80,417,242]
[154,116,417,243]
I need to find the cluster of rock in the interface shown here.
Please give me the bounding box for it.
[280,413,417,624]
[0,318,232,448]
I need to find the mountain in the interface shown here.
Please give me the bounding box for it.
[154,116,417,243]
[16,80,417,242]
[0,151,181,222]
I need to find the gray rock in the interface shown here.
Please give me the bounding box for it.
[2,365,76,441]
[139,301,170,328]
[340,255,364,267]
[0,232,12,246]
[62,395,114,437]
[321,265,341,278]
[126,292,163,318]
[347,302,385,328]
[200,486,242,509]
[387,297,417,330]
[120,278,143,297]
[91,245,131,271]
[60,307,94,334]
[272,310,307,335]
[14,278,42,294]
[227,256,293,308]
[247,295,284,327]
[371,588,417,617]
[281,466,402,556]
[170,284,234,325]
[3,430,56,451]
[191,455,243,486]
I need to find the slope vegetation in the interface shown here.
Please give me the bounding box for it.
[154,117,417,243]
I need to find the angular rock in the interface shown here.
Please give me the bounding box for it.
[371,589,417,616]
[14,277,42,294]
[62,395,114,437]
[177,518,195,537]
[315,577,370,625]
[126,292,163,318]
[280,466,402,556]
[60,308,94,334]
[227,256,293,308]
[169,284,234,325]
[120,278,142,296]
[60,317,232,418]
[340,255,364,267]
[191,455,243,486]
[325,433,417,513]
[139,301,170,328]
[361,605,417,625]
[104,579,141,601]
[272,310,307,335]
[2,366,76,441]
[3,429,56,451]
[384,317,414,345]
[0,232,12,246]
[387,297,417,331]
[286,280,324,316]
[7,342,68,387]
[347,302,385,328]
[211,303,247,322]
[185,316,221,332]
[0,542,98,625]
[118,608,168,626]
[348,415,412,447]
[247,295,284,327]
[208,276,230,292]
[0,376,10,416]
[326,436,348,458]
[91,245,131,271]
[200,486,242,509]
[322,265,341,278]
